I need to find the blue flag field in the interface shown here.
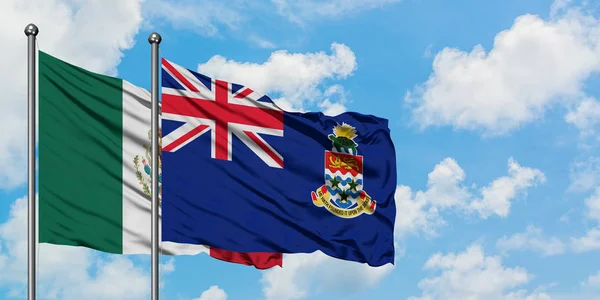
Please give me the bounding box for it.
[160,58,397,267]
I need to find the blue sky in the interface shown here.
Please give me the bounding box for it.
[1,0,600,299]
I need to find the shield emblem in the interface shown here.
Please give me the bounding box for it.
[324,151,364,210]
[311,123,376,218]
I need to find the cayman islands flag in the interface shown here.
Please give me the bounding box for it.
[160,58,397,267]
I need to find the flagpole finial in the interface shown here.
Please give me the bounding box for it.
[148,32,162,44]
[24,23,39,36]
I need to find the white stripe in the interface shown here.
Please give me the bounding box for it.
[161,67,190,95]
[231,123,283,167]
[159,242,209,256]
[227,123,233,161]
[162,112,210,124]
[232,124,283,168]
[229,86,281,110]
[121,79,207,255]
[162,114,214,153]
[234,131,281,168]
[233,123,284,136]
[163,59,214,95]
[162,113,216,157]
[164,123,212,153]
[162,87,215,101]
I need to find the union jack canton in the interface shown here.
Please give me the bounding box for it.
[160,58,284,168]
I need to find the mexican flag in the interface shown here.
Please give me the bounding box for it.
[37,50,282,269]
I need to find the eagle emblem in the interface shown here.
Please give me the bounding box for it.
[133,128,162,201]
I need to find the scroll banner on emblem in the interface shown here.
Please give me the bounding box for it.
[311,185,376,218]
[311,150,377,218]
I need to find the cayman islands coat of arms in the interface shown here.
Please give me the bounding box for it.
[133,128,162,201]
[311,123,377,218]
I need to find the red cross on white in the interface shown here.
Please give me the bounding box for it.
[161,58,284,168]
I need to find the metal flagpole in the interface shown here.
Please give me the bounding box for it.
[148,32,162,300]
[25,23,39,300]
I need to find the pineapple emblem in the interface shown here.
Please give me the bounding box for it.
[328,123,358,155]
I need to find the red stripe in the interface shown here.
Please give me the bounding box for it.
[234,87,254,99]
[163,124,209,152]
[245,131,284,167]
[215,120,228,160]
[162,94,284,129]
[215,80,229,160]
[209,248,282,269]
[162,58,199,92]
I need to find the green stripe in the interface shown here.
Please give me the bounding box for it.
[39,51,124,253]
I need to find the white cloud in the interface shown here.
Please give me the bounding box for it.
[317,85,348,116]
[585,188,600,222]
[409,243,550,300]
[394,185,446,238]
[272,0,401,25]
[248,35,277,49]
[550,0,574,17]
[318,99,347,116]
[496,225,566,256]
[468,158,546,219]
[504,290,553,300]
[145,0,400,37]
[405,4,600,136]
[272,98,306,113]
[0,197,150,299]
[565,97,600,138]
[158,257,176,288]
[194,285,228,300]
[569,156,600,193]
[395,157,545,238]
[160,257,175,273]
[424,44,434,58]
[143,0,244,37]
[571,228,600,253]
[570,185,600,253]
[582,270,600,290]
[196,43,357,112]
[419,157,471,209]
[260,251,394,300]
[394,158,469,238]
[0,0,144,188]
[142,1,281,49]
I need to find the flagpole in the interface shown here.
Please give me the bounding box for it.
[25,23,38,300]
[148,32,162,300]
